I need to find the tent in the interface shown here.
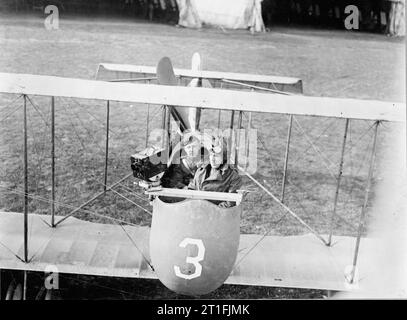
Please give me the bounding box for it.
[176,0,265,32]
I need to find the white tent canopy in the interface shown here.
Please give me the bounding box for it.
[176,0,265,32]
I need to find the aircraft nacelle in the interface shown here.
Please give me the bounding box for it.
[149,197,241,296]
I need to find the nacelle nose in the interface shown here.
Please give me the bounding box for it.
[149,197,241,296]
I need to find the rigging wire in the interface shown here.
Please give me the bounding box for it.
[243,112,334,232]
[0,186,142,228]
[105,185,152,216]
[292,117,337,179]
[221,79,293,95]
[244,112,330,214]
[26,95,156,211]
[0,94,23,113]
[292,120,376,192]
[344,121,376,154]
[0,185,153,268]
[59,103,88,151]
[238,167,328,245]
[67,97,119,136]
[28,97,107,207]
[61,101,107,155]
[116,183,150,204]
[253,110,376,218]
[339,131,375,214]
[0,99,24,124]
[288,117,339,165]
[118,223,154,271]
[233,211,289,270]
[0,239,24,263]
[26,104,48,196]
[26,220,59,262]
[0,95,163,272]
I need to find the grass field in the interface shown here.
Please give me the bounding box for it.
[0,14,405,299]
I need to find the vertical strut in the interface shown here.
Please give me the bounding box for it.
[51,97,56,227]
[327,118,349,246]
[23,271,27,300]
[217,110,222,129]
[145,80,151,148]
[229,111,235,164]
[350,121,380,284]
[166,106,171,152]
[217,83,223,129]
[244,88,254,170]
[161,106,167,149]
[281,115,293,203]
[229,110,235,129]
[237,112,243,129]
[103,100,110,193]
[235,111,243,165]
[145,105,150,147]
[245,112,252,170]
[23,95,28,263]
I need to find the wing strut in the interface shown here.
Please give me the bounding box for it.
[51,97,56,227]
[281,114,293,203]
[350,120,380,283]
[327,118,350,246]
[23,94,28,263]
[103,100,110,193]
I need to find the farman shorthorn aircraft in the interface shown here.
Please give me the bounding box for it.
[0,53,404,299]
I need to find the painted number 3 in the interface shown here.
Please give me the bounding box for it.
[174,238,205,280]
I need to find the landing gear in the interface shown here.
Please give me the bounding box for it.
[44,289,60,300]
[5,281,22,300]
[35,286,60,300]
[0,270,62,300]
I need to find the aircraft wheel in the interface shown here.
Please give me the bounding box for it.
[44,289,61,300]
[35,287,55,300]
[5,281,23,300]
[12,284,23,300]
[35,286,46,300]
[5,281,16,300]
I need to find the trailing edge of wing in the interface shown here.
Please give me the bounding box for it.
[0,72,404,122]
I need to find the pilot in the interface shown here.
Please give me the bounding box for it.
[188,136,242,208]
[160,135,203,189]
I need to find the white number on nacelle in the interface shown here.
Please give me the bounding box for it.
[174,238,205,280]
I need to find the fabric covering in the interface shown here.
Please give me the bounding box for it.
[176,0,265,31]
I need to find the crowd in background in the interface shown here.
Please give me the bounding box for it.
[1,0,405,36]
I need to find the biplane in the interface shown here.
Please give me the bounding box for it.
[0,53,404,299]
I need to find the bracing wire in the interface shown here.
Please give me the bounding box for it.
[0,94,23,113]
[2,94,175,273]
[288,117,339,165]
[0,186,143,228]
[238,167,328,245]
[292,117,337,179]
[0,185,154,270]
[118,223,154,271]
[0,100,24,124]
[233,212,289,270]
[26,95,155,210]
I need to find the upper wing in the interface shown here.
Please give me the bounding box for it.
[0,72,404,122]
